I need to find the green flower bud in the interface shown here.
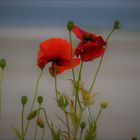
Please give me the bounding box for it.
[84,34,92,41]
[67,21,74,31]
[37,117,45,128]
[37,96,43,105]
[132,137,138,140]
[56,92,69,111]
[21,96,28,106]
[100,101,108,109]
[27,110,37,120]
[80,121,86,130]
[113,20,121,29]
[0,59,6,70]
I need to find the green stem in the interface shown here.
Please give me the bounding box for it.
[69,31,75,81]
[95,108,103,123]
[21,105,25,140]
[75,61,83,113]
[36,107,52,135]
[24,69,43,137]
[41,128,45,140]
[64,111,71,139]
[31,69,43,110]
[34,104,41,140]
[54,69,58,98]
[0,69,4,117]
[79,130,83,140]
[87,107,92,121]
[89,28,115,93]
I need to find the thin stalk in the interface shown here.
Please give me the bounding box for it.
[89,28,115,93]
[54,69,58,98]
[41,128,45,140]
[24,69,43,137]
[74,61,83,140]
[36,107,52,135]
[95,108,103,123]
[21,105,25,140]
[69,31,75,81]
[79,130,83,140]
[34,104,41,140]
[31,69,44,110]
[87,107,92,121]
[75,61,83,113]
[64,111,71,139]
[0,69,4,117]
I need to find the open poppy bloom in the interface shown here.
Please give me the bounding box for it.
[37,38,80,76]
[72,25,106,61]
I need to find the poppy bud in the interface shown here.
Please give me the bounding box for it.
[21,96,28,106]
[56,92,69,111]
[37,96,43,105]
[37,117,45,128]
[80,121,86,130]
[83,34,92,41]
[132,137,138,140]
[67,21,74,31]
[100,101,108,109]
[0,59,6,70]
[113,20,121,29]
[27,110,37,120]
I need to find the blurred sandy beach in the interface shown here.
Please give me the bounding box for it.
[0,26,140,139]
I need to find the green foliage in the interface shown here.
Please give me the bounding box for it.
[85,121,96,140]
[51,123,61,140]
[12,127,22,139]
[132,137,138,140]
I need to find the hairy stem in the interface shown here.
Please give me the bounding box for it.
[69,31,75,81]
[89,28,115,93]
[0,69,4,117]
[24,69,43,137]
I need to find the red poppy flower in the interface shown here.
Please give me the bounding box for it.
[72,25,106,61]
[37,38,80,76]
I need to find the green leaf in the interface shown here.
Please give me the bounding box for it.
[12,126,22,139]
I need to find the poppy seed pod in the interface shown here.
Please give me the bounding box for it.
[37,96,43,105]
[27,110,37,120]
[80,121,86,130]
[100,101,108,109]
[67,21,74,31]
[0,59,6,70]
[21,96,28,106]
[113,20,121,29]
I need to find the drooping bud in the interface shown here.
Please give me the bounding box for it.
[80,121,86,130]
[100,101,108,109]
[113,20,121,29]
[27,110,37,120]
[0,59,6,70]
[37,96,43,105]
[37,117,45,128]
[21,96,28,106]
[67,21,74,31]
